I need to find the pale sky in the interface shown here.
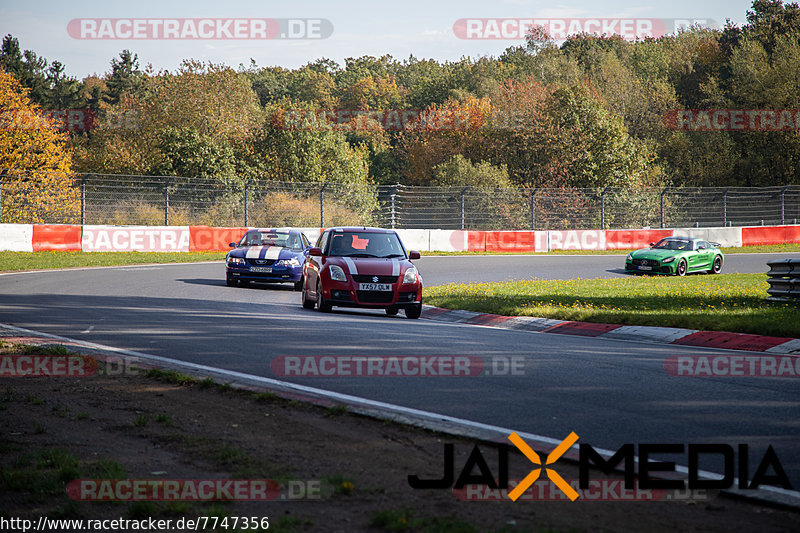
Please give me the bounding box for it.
[1,0,755,79]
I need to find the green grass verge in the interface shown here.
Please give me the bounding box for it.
[0,245,797,273]
[0,251,226,272]
[426,243,800,256]
[425,273,800,338]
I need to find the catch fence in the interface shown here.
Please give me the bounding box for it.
[1,172,799,230]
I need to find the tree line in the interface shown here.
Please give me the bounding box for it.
[2,0,799,193]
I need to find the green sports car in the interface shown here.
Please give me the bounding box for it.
[625,236,724,276]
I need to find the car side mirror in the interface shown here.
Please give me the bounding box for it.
[649,242,655,247]
[229,242,237,248]
[409,251,421,260]
[308,247,322,256]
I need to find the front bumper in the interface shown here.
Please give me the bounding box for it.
[625,260,675,274]
[322,280,422,309]
[227,264,303,283]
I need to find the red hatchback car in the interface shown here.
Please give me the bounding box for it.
[301,227,423,318]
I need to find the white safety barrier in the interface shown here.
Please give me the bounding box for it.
[0,223,33,252]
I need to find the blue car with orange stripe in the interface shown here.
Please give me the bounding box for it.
[225,228,312,290]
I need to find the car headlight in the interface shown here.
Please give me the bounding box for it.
[275,258,301,267]
[329,265,347,282]
[402,266,418,284]
[662,257,675,263]
[227,256,245,265]
[626,253,632,261]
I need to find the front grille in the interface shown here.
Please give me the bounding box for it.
[356,291,394,303]
[353,274,398,284]
[247,259,276,266]
[632,258,659,266]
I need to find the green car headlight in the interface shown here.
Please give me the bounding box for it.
[662,257,676,264]
[626,253,632,261]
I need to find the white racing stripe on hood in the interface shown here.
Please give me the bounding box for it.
[391,259,400,277]
[246,246,263,259]
[342,257,358,275]
[265,246,283,260]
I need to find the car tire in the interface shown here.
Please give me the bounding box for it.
[294,279,304,292]
[316,280,332,313]
[710,256,722,274]
[226,278,237,287]
[385,306,399,316]
[301,281,315,309]
[405,303,422,319]
[676,259,687,276]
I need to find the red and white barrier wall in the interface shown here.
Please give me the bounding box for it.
[1,224,799,253]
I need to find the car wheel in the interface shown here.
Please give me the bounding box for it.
[226,278,237,287]
[316,280,332,313]
[710,256,722,274]
[301,280,315,309]
[676,259,687,276]
[385,306,399,316]
[405,303,422,319]
[294,279,304,291]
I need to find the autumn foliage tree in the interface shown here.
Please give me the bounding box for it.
[0,67,78,223]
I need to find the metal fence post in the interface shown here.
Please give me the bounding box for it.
[81,174,89,225]
[319,183,328,227]
[0,169,7,221]
[460,187,469,230]
[722,188,729,227]
[781,186,788,225]
[530,187,537,230]
[600,187,609,229]
[164,178,170,226]
[244,182,249,227]
[660,188,668,228]
[390,184,398,229]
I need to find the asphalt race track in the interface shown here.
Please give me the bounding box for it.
[1,254,798,487]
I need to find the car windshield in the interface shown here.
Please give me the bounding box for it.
[240,231,303,250]
[653,238,693,251]
[328,232,405,258]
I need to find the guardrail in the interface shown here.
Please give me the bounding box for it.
[766,259,800,302]
[3,223,800,253]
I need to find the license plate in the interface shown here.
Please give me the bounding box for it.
[250,266,272,273]
[637,266,652,271]
[358,283,392,291]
